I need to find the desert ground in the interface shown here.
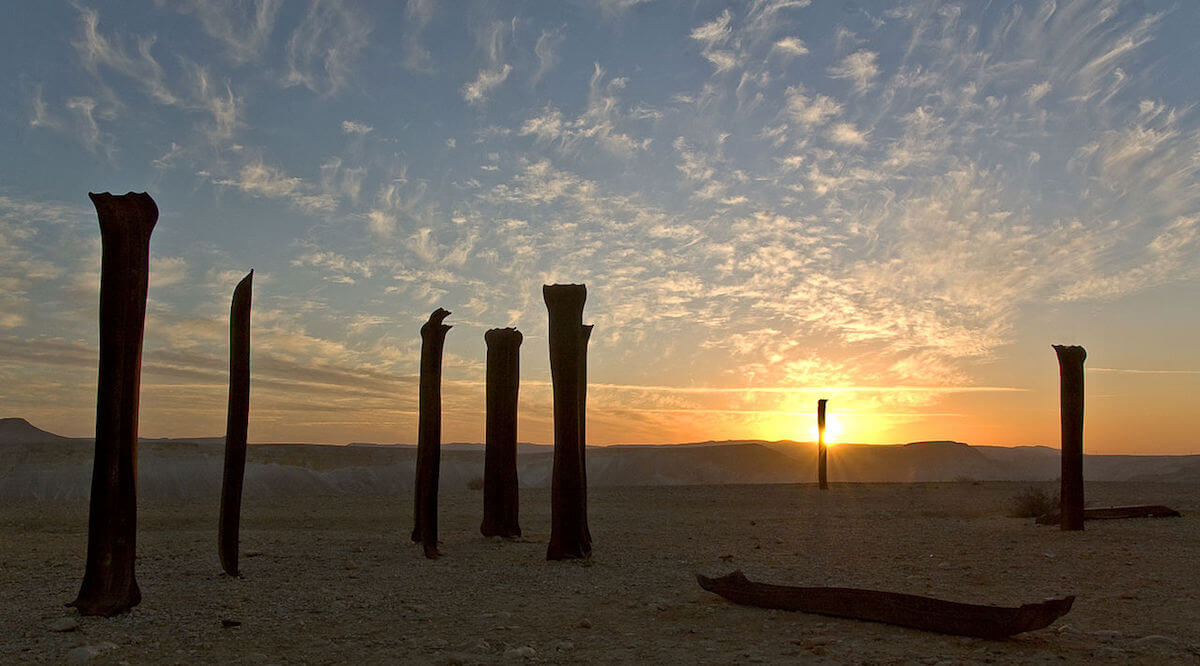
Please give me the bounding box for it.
[2,481,1197,664]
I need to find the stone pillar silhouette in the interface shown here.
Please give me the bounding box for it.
[817,398,829,490]
[219,270,253,576]
[481,327,522,538]
[578,324,593,548]
[544,284,590,560]
[412,308,451,558]
[1054,345,1086,531]
[70,192,157,616]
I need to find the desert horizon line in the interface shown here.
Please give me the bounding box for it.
[12,416,1197,456]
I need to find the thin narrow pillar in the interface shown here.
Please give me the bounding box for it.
[544,284,589,560]
[481,327,522,538]
[219,270,253,576]
[1054,344,1086,531]
[70,192,157,616]
[817,398,828,490]
[579,324,593,548]
[412,308,451,558]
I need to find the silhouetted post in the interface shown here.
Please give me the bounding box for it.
[412,308,451,558]
[817,398,828,490]
[544,284,590,560]
[1054,345,1086,531]
[481,327,522,538]
[579,323,593,548]
[70,192,157,616]
[219,271,253,576]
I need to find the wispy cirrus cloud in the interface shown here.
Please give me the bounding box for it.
[283,0,371,96]
[165,0,282,63]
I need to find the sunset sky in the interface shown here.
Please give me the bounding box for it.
[2,1,1198,453]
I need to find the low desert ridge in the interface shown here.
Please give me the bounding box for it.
[2,482,1197,663]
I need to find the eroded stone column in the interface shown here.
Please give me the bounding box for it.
[219,270,253,576]
[481,327,522,538]
[412,308,451,558]
[71,192,157,616]
[818,398,829,491]
[1054,344,1086,531]
[544,284,589,560]
[578,323,593,549]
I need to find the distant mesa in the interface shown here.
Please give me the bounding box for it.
[0,417,73,445]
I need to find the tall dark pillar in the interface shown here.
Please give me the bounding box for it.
[817,398,828,490]
[412,308,451,558]
[1054,345,1086,531]
[579,324,593,548]
[70,192,157,616]
[219,270,253,576]
[544,284,589,560]
[481,327,522,538]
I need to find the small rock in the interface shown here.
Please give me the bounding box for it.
[1092,630,1121,641]
[555,640,574,652]
[343,560,358,570]
[47,617,79,632]
[578,618,592,628]
[67,642,118,662]
[503,646,536,659]
[221,618,241,628]
[244,550,263,558]
[719,554,734,562]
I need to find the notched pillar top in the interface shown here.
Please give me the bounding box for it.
[1052,345,1087,363]
[422,307,452,335]
[485,327,524,345]
[89,192,158,235]
[543,284,587,311]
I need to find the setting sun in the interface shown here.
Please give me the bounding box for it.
[815,415,841,444]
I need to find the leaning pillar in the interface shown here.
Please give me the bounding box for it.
[544,284,589,560]
[817,398,829,490]
[219,270,253,576]
[481,327,522,538]
[70,192,157,616]
[1054,345,1086,531]
[412,308,451,558]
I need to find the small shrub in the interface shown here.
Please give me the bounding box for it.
[1009,485,1058,518]
[467,475,484,491]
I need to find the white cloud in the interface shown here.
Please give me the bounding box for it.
[167,0,282,63]
[1026,80,1052,105]
[828,50,879,93]
[690,9,740,73]
[213,161,337,214]
[341,120,373,135]
[462,19,514,105]
[772,36,809,57]
[283,0,372,95]
[828,122,867,146]
[532,28,565,87]
[784,86,841,126]
[462,65,513,106]
[73,5,178,105]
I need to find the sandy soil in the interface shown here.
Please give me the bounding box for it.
[2,482,1198,664]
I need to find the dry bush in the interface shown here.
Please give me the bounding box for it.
[467,475,484,491]
[1009,485,1059,518]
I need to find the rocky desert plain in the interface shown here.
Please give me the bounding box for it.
[1,419,1198,664]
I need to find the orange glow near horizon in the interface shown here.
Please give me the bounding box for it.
[816,415,841,444]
